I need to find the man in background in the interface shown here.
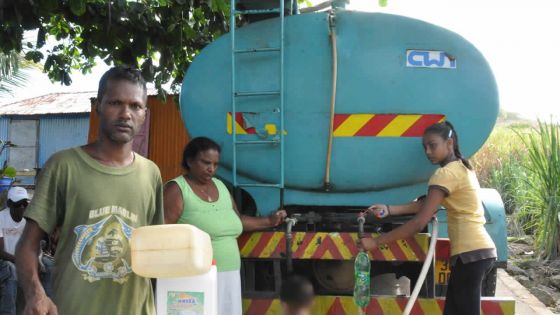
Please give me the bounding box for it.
[0,187,30,315]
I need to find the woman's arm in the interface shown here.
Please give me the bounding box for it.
[361,187,445,250]
[231,195,287,232]
[163,182,184,224]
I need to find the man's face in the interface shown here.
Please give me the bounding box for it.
[97,79,147,144]
[8,199,28,222]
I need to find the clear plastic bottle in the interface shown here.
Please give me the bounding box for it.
[353,250,371,307]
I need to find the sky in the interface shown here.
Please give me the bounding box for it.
[4,0,560,121]
[343,0,560,120]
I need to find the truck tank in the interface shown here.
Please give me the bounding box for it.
[179,9,511,309]
[180,11,498,215]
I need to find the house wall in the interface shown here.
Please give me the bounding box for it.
[38,114,90,167]
[0,114,90,186]
[0,118,9,168]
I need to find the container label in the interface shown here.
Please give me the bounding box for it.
[406,50,456,69]
[167,291,205,315]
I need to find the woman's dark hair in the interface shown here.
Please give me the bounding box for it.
[182,137,221,170]
[280,274,314,308]
[424,121,472,170]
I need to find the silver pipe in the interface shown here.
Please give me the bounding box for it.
[285,217,298,273]
[357,216,365,239]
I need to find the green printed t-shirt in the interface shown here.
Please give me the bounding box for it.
[25,147,164,315]
[171,176,243,272]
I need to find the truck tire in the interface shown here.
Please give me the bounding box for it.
[482,266,497,296]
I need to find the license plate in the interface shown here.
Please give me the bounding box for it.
[435,260,451,285]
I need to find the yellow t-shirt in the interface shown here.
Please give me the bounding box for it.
[428,161,496,256]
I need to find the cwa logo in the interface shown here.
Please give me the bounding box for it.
[406,50,456,69]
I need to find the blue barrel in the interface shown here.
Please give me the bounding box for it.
[0,177,13,192]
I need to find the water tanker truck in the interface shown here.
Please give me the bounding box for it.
[180,1,513,313]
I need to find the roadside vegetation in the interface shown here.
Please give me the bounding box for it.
[473,116,559,260]
[472,114,560,311]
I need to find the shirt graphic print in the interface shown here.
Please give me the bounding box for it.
[72,205,138,283]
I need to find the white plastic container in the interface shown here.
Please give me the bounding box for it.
[156,262,217,315]
[130,224,213,278]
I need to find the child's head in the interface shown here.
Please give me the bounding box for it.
[423,121,472,169]
[280,275,314,315]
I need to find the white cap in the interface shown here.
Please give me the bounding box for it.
[7,187,29,203]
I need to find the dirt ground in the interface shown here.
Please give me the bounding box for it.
[506,236,560,314]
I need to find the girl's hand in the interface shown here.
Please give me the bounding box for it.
[367,204,389,219]
[357,237,379,252]
[268,209,287,227]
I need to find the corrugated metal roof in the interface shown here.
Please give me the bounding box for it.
[0,89,161,116]
[0,91,95,115]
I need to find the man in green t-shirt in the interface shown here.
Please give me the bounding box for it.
[16,66,163,315]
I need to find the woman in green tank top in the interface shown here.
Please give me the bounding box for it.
[164,137,286,315]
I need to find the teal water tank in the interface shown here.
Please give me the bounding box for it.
[180,11,498,193]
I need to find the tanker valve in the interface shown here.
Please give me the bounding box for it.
[285,217,298,237]
[357,215,365,239]
[285,217,298,273]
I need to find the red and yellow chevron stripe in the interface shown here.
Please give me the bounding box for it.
[333,114,445,137]
[227,112,283,135]
[238,232,429,261]
[436,238,451,260]
[243,296,515,315]
[228,112,257,135]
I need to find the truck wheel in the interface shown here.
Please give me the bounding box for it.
[482,266,497,296]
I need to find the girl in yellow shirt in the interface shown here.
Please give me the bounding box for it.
[360,121,496,315]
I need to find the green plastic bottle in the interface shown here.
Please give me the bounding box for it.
[353,250,371,307]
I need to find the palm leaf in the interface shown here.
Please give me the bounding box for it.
[0,51,31,97]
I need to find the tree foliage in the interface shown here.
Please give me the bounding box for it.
[0,50,30,96]
[0,0,231,96]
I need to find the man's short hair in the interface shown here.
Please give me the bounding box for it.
[97,66,147,102]
[280,275,314,308]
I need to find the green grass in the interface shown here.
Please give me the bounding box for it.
[472,126,531,215]
[472,120,560,260]
[518,121,560,260]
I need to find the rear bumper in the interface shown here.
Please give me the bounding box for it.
[239,232,430,261]
[243,296,515,315]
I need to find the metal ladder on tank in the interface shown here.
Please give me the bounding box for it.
[229,0,292,203]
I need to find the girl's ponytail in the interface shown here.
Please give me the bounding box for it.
[443,121,472,170]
